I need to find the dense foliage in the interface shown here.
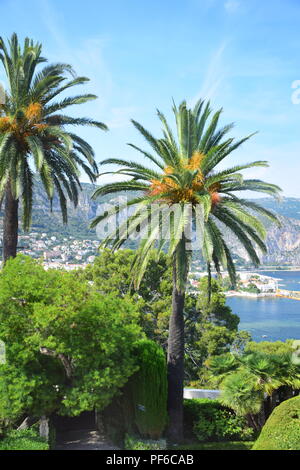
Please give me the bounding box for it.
[129,340,168,439]
[0,255,142,428]
[102,339,167,443]
[206,341,300,429]
[183,398,253,442]
[253,396,300,450]
[80,248,171,345]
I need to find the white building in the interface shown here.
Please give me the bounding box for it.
[184,389,220,400]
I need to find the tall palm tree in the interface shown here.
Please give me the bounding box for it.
[0,34,107,262]
[91,99,281,441]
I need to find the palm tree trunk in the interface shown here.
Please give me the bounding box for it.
[248,413,261,433]
[3,183,19,263]
[167,261,185,442]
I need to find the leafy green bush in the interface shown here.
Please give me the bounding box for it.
[0,255,142,426]
[253,396,300,450]
[0,429,49,450]
[102,339,168,443]
[184,399,253,442]
[124,434,166,450]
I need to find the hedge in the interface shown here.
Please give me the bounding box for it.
[129,339,168,439]
[102,339,168,443]
[184,398,253,442]
[253,395,300,450]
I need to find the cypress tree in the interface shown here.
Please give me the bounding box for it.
[129,339,168,439]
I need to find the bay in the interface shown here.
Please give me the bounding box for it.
[226,270,300,342]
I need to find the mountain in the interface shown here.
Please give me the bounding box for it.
[251,198,300,266]
[1,181,300,267]
[0,181,102,241]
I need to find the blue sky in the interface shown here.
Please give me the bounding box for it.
[1,0,300,196]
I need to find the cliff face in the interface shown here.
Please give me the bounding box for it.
[227,215,300,266]
[2,180,300,266]
[219,198,300,266]
[262,216,300,265]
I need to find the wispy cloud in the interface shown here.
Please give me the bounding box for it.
[38,0,139,131]
[38,1,112,105]
[224,0,240,13]
[106,106,138,129]
[190,40,229,105]
[38,0,68,51]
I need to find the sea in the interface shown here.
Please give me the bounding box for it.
[226,271,300,342]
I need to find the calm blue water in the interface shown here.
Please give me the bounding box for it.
[226,271,300,342]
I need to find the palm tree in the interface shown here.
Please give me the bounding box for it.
[219,370,264,431]
[91,99,281,441]
[0,33,107,262]
[208,350,300,428]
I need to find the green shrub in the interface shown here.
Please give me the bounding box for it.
[102,390,134,447]
[0,429,49,450]
[184,399,253,442]
[0,255,142,422]
[124,434,167,450]
[253,396,300,450]
[129,339,168,439]
[103,339,168,442]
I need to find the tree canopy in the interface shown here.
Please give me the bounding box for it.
[0,255,142,429]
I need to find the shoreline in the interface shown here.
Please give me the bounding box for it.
[255,268,300,272]
[226,291,300,301]
[191,269,300,300]
[225,291,277,298]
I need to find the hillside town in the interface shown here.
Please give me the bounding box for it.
[16,232,99,268]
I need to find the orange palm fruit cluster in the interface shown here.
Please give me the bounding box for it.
[25,102,43,121]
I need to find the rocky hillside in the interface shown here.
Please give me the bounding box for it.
[250,198,300,264]
[233,214,300,266]
[216,198,300,267]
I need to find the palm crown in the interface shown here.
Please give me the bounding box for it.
[0,33,107,230]
[92,99,281,289]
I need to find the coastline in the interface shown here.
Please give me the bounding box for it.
[191,269,300,300]
[225,270,300,341]
[225,291,300,301]
[225,291,277,298]
[254,267,300,272]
